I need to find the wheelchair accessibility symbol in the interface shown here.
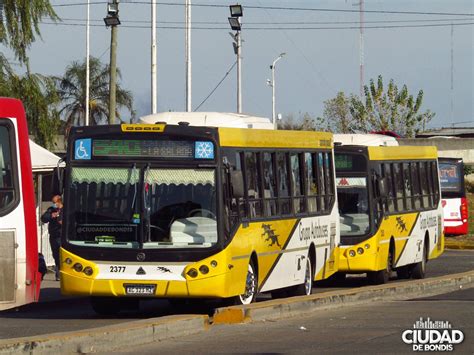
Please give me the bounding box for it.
[75,139,91,160]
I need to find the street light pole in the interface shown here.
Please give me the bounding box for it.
[185,0,192,112]
[151,0,157,114]
[85,0,90,126]
[104,0,121,124]
[270,53,285,130]
[228,5,243,114]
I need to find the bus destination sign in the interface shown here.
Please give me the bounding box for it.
[93,139,194,158]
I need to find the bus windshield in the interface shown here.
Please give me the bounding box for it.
[337,177,370,237]
[66,166,217,249]
[439,161,464,197]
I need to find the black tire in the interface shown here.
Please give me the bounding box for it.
[411,242,427,279]
[90,297,122,315]
[287,257,313,297]
[368,248,394,285]
[397,266,412,279]
[235,261,258,305]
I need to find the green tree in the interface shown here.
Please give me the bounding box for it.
[318,91,360,133]
[278,112,326,131]
[0,0,58,65]
[0,67,61,148]
[56,57,135,128]
[350,75,435,137]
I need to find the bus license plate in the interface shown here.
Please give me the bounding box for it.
[124,284,156,296]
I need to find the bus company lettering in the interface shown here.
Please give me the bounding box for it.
[420,215,438,229]
[299,221,329,242]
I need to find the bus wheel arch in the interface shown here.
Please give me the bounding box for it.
[369,237,395,285]
[235,253,258,305]
[412,232,429,279]
[308,243,316,280]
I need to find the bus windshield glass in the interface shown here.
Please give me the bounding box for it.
[336,177,370,237]
[66,166,217,249]
[439,161,463,197]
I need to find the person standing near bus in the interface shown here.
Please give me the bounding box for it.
[41,195,63,281]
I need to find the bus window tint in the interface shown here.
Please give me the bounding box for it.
[403,163,412,210]
[317,153,326,211]
[244,152,262,218]
[305,153,318,213]
[145,168,217,248]
[277,152,291,215]
[291,154,305,214]
[323,153,334,209]
[0,126,16,212]
[262,152,277,216]
[394,163,404,211]
[382,163,396,213]
[411,162,422,209]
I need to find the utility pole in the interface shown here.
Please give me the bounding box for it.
[228,5,243,113]
[236,31,242,113]
[450,23,454,126]
[151,0,157,113]
[85,0,90,126]
[103,0,120,124]
[185,0,192,112]
[359,0,364,97]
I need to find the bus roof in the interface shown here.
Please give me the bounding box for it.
[139,112,273,130]
[367,145,438,160]
[218,127,333,149]
[334,133,399,146]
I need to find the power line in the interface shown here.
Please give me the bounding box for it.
[51,1,474,17]
[39,21,474,30]
[194,61,237,111]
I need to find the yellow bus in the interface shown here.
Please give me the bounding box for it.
[60,123,340,314]
[335,145,444,284]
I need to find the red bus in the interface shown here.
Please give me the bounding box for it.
[439,158,469,236]
[0,98,41,310]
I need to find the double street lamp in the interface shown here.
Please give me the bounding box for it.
[228,5,243,114]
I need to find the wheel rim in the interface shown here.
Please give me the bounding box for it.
[239,264,256,305]
[304,258,312,295]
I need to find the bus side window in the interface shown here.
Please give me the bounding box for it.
[393,163,404,212]
[222,149,244,230]
[420,162,430,208]
[290,153,305,214]
[431,161,440,207]
[305,153,318,214]
[244,152,262,218]
[383,163,396,213]
[262,152,277,217]
[276,152,291,215]
[0,125,17,216]
[403,163,412,211]
[411,162,422,210]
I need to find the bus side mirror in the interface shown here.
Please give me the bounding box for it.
[231,170,244,198]
[378,177,388,198]
[52,160,65,195]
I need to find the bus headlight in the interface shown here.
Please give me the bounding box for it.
[210,260,218,268]
[199,265,209,275]
[364,244,370,249]
[187,268,198,278]
[357,247,364,255]
[349,250,356,257]
[83,266,94,276]
[73,263,83,272]
[64,258,73,265]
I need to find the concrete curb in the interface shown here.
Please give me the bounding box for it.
[213,270,474,324]
[445,241,474,250]
[0,314,208,354]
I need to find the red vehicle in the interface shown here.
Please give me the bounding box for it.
[0,98,41,310]
[439,158,469,236]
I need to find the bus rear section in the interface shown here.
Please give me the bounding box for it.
[335,145,444,284]
[439,158,468,236]
[0,98,41,310]
[60,124,340,314]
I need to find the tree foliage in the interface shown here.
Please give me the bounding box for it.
[0,57,61,148]
[56,56,135,129]
[319,91,360,133]
[0,0,59,65]
[349,75,435,137]
[278,112,326,131]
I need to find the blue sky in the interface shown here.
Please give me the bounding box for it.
[8,0,474,129]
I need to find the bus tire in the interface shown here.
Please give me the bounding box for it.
[369,247,394,285]
[396,266,412,279]
[90,297,121,315]
[287,257,313,297]
[235,261,258,305]
[411,242,427,279]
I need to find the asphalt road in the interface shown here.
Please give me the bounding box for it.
[127,287,474,354]
[0,249,472,340]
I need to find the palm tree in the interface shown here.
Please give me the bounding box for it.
[56,56,135,129]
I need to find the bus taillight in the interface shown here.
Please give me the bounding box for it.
[460,197,468,222]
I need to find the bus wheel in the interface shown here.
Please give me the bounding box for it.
[288,257,313,297]
[397,266,412,279]
[90,297,121,315]
[411,243,427,279]
[369,248,393,285]
[236,262,258,305]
